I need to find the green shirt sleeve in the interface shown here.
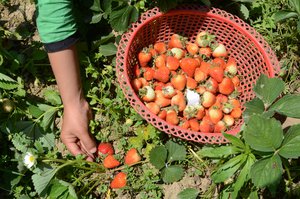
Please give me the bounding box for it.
[36,0,77,43]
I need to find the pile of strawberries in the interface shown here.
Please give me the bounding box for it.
[131,32,242,133]
[98,143,141,189]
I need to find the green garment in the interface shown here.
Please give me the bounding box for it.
[36,0,77,43]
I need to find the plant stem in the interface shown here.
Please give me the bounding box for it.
[72,170,94,186]
[283,160,293,187]
[188,148,210,173]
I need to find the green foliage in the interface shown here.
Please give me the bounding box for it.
[177,188,200,199]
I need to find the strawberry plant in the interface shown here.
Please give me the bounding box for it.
[197,74,300,198]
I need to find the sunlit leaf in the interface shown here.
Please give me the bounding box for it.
[162,165,184,183]
[279,124,300,158]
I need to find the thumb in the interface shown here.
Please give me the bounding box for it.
[78,131,97,155]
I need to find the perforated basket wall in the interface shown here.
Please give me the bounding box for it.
[116,5,280,144]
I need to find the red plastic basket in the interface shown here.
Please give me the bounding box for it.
[116,5,280,144]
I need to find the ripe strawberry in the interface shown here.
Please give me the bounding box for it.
[154,67,170,83]
[143,67,155,81]
[125,148,141,165]
[148,45,158,57]
[199,61,211,74]
[138,48,152,67]
[208,65,224,83]
[171,91,186,112]
[219,77,234,95]
[138,77,149,87]
[154,90,171,107]
[162,84,176,98]
[110,172,127,189]
[229,98,241,108]
[212,57,226,69]
[103,155,120,169]
[146,102,160,115]
[166,55,180,71]
[171,74,187,91]
[154,82,165,90]
[133,64,141,77]
[132,78,142,92]
[171,47,185,59]
[189,118,200,131]
[231,76,240,88]
[230,107,242,119]
[186,42,199,55]
[166,109,179,125]
[212,43,228,58]
[216,94,228,105]
[208,106,223,124]
[158,109,167,120]
[205,77,218,93]
[199,47,212,58]
[183,105,198,119]
[180,57,199,77]
[195,105,205,120]
[196,85,206,94]
[155,54,166,68]
[224,57,238,76]
[139,86,155,102]
[186,76,198,89]
[214,120,227,133]
[154,42,167,54]
[199,119,214,133]
[168,34,186,49]
[98,142,114,156]
[179,118,190,129]
[202,91,216,108]
[223,114,235,127]
[194,68,208,82]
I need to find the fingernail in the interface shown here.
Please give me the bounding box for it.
[89,147,97,154]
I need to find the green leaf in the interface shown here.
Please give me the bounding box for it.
[197,145,241,158]
[177,188,200,199]
[269,94,300,118]
[28,105,44,119]
[279,124,300,158]
[162,165,184,183]
[165,140,186,162]
[109,5,138,32]
[32,167,57,195]
[250,154,283,188]
[231,155,255,198]
[297,19,300,32]
[43,89,62,105]
[0,72,19,90]
[99,43,117,56]
[149,145,167,170]
[223,133,245,149]
[253,74,285,107]
[41,107,58,130]
[243,98,265,122]
[274,11,298,23]
[239,4,249,19]
[244,115,283,152]
[48,179,68,199]
[289,0,300,15]
[212,154,247,183]
[157,0,179,12]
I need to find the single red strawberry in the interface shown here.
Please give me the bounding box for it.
[146,102,160,115]
[180,57,199,77]
[194,68,208,82]
[199,61,211,74]
[154,67,170,83]
[138,77,149,87]
[186,76,198,89]
[224,57,238,76]
[179,118,190,129]
[212,43,228,58]
[166,55,180,71]
[189,118,200,132]
[138,48,152,67]
[186,42,199,56]
[199,119,214,133]
[216,94,228,105]
[205,77,219,94]
[148,44,158,57]
[218,77,234,95]
[201,91,216,108]
[171,73,187,91]
[98,142,114,156]
[103,155,120,169]
[154,42,167,54]
[223,114,235,127]
[110,172,127,189]
[154,90,171,107]
[162,84,176,99]
[230,107,242,119]
[125,148,141,165]
[168,34,186,49]
[196,85,206,94]
[155,54,166,68]
[171,91,186,112]
[131,78,142,92]
[209,65,224,83]
[166,109,179,125]
[154,82,165,90]
[139,86,156,102]
[195,105,205,120]
[208,106,223,124]
[133,64,141,77]
[212,57,226,69]
[143,67,155,81]
[231,76,240,88]
[214,120,227,133]
[158,109,167,120]
[199,47,212,58]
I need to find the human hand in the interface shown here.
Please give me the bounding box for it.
[60,99,97,161]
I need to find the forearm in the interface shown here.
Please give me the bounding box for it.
[47,44,84,108]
